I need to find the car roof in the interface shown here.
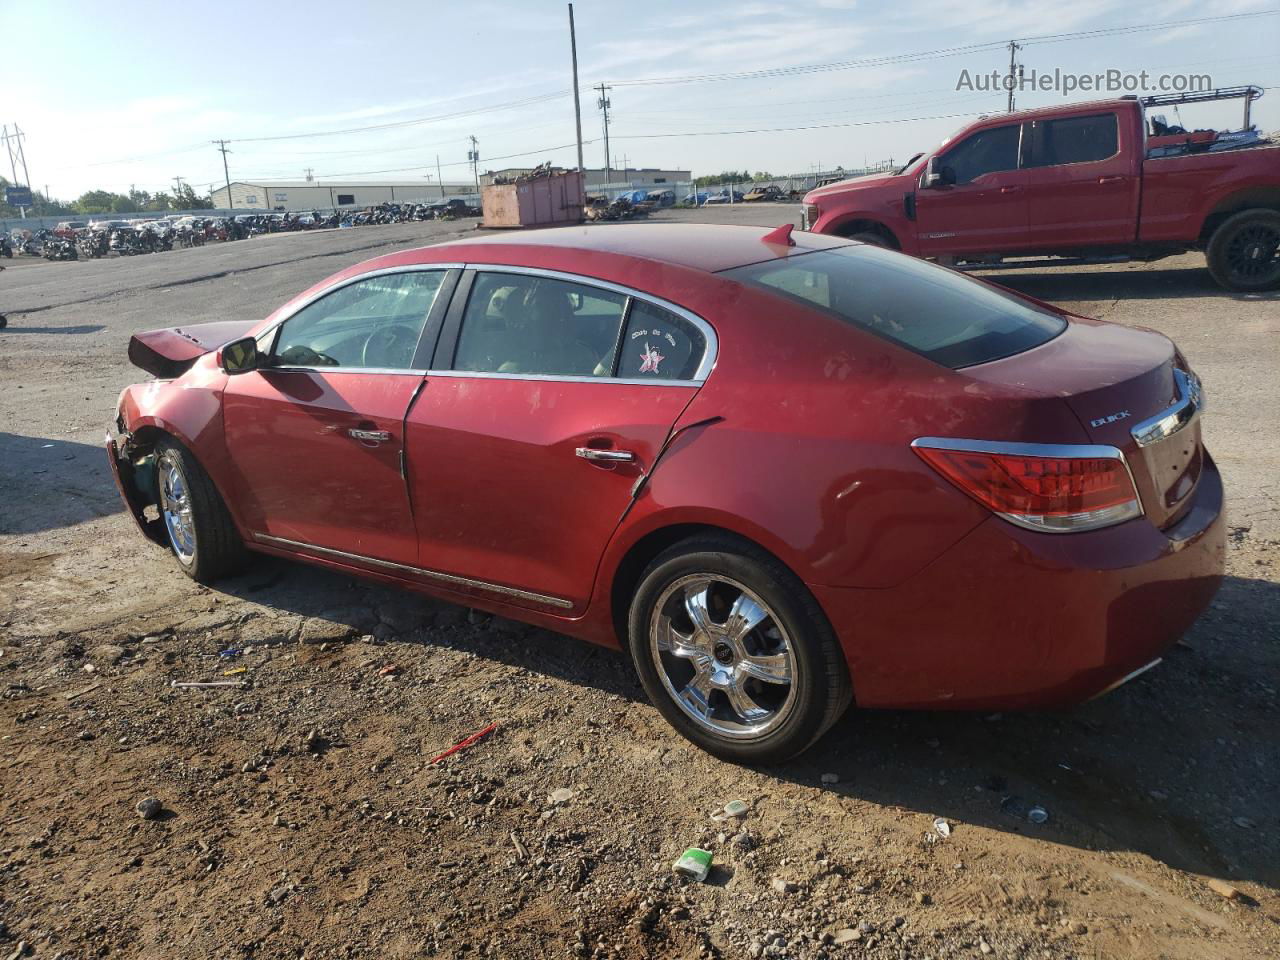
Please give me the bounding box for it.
[428,223,851,274]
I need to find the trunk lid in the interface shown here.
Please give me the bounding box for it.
[128,319,257,379]
[964,317,1203,529]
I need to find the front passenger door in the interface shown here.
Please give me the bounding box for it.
[222,268,454,564]
[915,123,1030,256]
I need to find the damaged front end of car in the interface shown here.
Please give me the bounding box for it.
[107,318,256,545]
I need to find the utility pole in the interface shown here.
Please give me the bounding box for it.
[2,125,28,217]
[595,83,612,186]
[568,4,584,174]
[213,139,234,212]
[1006,40,1023,112]
[437,154,444,199]
[303,167,314,182]
[468,136,481,196]
[172,175,187,200]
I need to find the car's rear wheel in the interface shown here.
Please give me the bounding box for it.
[1206,208,1280,292]
[627,535,852,764]
[155,438,246,583]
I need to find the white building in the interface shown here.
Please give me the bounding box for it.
[210,179,475,211]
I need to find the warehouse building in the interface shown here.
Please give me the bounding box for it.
[480,166,690,189]
[210,179,475,211]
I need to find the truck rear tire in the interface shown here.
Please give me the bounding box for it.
[1206,208,1280,292]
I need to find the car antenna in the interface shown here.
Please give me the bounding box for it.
[761,223,796,247]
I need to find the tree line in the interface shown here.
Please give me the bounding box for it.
[1,176,213,218]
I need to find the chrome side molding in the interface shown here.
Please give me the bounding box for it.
[252,534,574,610]
[1131,369,1202,448]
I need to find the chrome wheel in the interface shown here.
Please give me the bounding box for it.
[649,574,797,740]
[160,457,196,563]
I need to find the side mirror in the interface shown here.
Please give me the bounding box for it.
[922,157,956,189]
[220,336,259,375]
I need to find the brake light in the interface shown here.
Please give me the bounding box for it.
[802,203,819,230]
[912,438,1143,533]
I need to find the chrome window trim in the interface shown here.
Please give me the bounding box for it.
[456,263,719,383]
[253,533,573,610]
[911,436,1144,533]
[1130,369,1201,448]
[264,366,429,376]
[423,369,698,388]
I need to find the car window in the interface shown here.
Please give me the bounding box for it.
[453,272,627,377]
[617,300,705,380]
[940,124,1021,184]
[724,244,1065,369]
[273,271,444,370]
[1027,113,1119,166]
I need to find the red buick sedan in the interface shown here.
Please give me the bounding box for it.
[109,223,1224,762]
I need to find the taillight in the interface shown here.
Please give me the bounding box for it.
[802,203,819,230]
[912,438,1143,533]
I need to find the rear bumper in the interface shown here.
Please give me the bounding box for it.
[812,454,1226,710]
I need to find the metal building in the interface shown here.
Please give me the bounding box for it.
[210,180,475,211]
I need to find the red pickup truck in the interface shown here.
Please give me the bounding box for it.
[801,94,1280,290]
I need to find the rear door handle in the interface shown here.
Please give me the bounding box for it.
[999,185,1020,194]
[1098,176,1126,184]
[349,428,392,443]
[575,447,635,463]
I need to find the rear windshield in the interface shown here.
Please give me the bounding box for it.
[724,245,1066,368]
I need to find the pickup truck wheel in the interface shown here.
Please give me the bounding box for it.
[1206,209,1280,292]
[155,438,247,583]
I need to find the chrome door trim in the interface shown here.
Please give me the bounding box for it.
[252,533,574,610]
[1130,369,1201,448]
[424,369,698,388]
[265,365,429,376]
[458,263,719,383]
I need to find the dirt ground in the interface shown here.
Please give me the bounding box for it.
[1,207,1277,960]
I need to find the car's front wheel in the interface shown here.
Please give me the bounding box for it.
[628,535,852,764]
[155,438,246,583]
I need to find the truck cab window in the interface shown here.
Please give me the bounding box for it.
[939,125,1020,184]
[1028,113,1119,166]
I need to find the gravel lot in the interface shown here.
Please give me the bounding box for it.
[1,207,1277,960]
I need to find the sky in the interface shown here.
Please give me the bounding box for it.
[5,0,1279,200]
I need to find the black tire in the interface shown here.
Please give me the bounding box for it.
[846,231,892,249]
[1206,208,1280,292]
[627,534,852,764]
[154,438,247,583]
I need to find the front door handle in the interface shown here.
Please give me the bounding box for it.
[1098,175,1126,184]
[575,447,635,463]
[999,185,1020,194]
[349,428,392,443]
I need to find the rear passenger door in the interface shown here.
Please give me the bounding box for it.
[403,268,714,614]
[1022,110,1138,248]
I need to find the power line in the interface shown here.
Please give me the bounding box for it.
[603,10,1280,88]
[226,91,570,144]
[611,111,988,141]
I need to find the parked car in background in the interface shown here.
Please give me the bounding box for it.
[108,223,1223,763]
[802,89,1280,291]
[53,220,88,238]
[704,189,745,204]
[646,189,677,208]
[683,191,711,206]
[744,185,787,202]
